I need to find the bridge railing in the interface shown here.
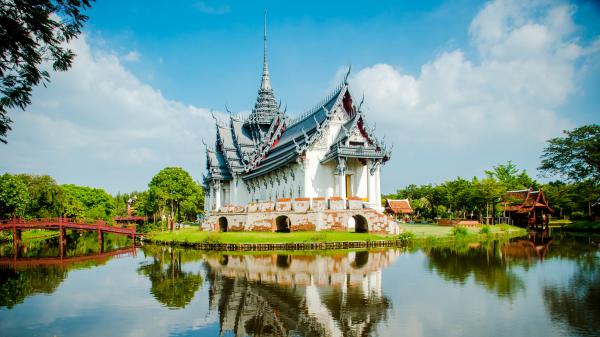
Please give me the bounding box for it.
[0,217,136,231]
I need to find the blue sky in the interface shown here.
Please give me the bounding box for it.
[1,0,599,193]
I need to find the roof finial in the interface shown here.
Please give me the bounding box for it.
[344,64,351,84]
[261,10,271,91]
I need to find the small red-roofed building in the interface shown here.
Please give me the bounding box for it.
[501,188,553,228]
[385,199,413,222]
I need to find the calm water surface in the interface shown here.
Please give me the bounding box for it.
[0,231,598,337]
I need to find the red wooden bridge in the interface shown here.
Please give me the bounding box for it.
[0,246,136,269]
[0,218,137,243]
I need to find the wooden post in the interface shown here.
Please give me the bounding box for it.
[59,224,64,259]
[97,226,103,255]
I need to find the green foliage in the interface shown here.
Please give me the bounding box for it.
[479,225,491,235]
[451,226,468,236]
[0,0,94,143]
[148,167,204,222]
[62,184,114,221]
[485,161,535,190]
[137,248,203,309]
[385,162,529,220]
[0,266,67,309]
[571,211,586,220]
[398,231,415,244]
[539,124,600,183]
[202,233,222,244]
[0,173,29,218]
[16,174,65,218]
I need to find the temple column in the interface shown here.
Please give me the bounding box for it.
[367,160,376,207]
[205,185,212,213]
[230,177,238,205]
[375,166,382,209]
[214,180,221,212]
[336,157,347,205]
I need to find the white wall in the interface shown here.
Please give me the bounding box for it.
[207,102,383,209]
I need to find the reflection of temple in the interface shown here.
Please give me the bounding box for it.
[501,229,553,261]
[205,250,399,337]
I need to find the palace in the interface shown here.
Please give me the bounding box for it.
[202,17,394,233]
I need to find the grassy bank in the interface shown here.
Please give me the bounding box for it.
[550,219,600,231]
[400,223,527,246]
[144,229,395,245]
[401,223,525,238]
[0,229,58,242]
[143,223,526,247]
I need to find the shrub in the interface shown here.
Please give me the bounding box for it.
[203,233,221,244]
[479,225,491,235]
[570,211,586,220]
[398,231,415,244]
[451,226,468,236]
[310,232,326,242]
[500,224,511,232]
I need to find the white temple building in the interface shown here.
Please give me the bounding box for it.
[203,16,391,215]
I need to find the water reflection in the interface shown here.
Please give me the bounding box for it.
[201,249,398,337]
[542,233,600,337]
[421,231,600,337]
[424,241,526,299]
[137,246,203,309]
[0,232,134,310]
[1,231,598,337]
[0,265,67,309]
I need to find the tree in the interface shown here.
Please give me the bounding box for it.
[62,184,114,220]
[472,177,505,224]
[542,181,576,218]
[442,178,472,218]
[137,247,203,309]
[16,174,64,217]
[0,0,93,143]
[0,173,29,218]
[180,183,205,221]
[485,161,535,190]
[148,167,201,229]
[539,125,600,183]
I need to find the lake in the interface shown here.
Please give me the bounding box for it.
[0,231,598,337]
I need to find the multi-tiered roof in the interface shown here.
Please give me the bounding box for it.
[204,17,390,184]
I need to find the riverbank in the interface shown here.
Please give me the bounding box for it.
[549,219,600,232]
[141,224,527,250]
[0,229,58,243]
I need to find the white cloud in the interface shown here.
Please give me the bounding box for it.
[0,34,215,192]
[123,50,140,62]
[350,0,598,187]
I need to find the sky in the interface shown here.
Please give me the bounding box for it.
[1,0,599,194]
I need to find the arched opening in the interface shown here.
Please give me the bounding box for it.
[276,254,292,269]
[275,216,291,233]
[353,215,368,233]
[219,255,229,266]
[351,251,369,269]
[218,217,228,232]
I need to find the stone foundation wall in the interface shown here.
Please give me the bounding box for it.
[203,197,399,234]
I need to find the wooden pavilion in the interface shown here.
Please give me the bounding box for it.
[385,199,413,221]
[501,188,553,229]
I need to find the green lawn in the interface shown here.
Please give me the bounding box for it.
[144,223,526,245]
[22,229,58,240]
[0,229,58,242]
[400,223,525,238]
[145,229,395,244]
[550,219,600,230]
